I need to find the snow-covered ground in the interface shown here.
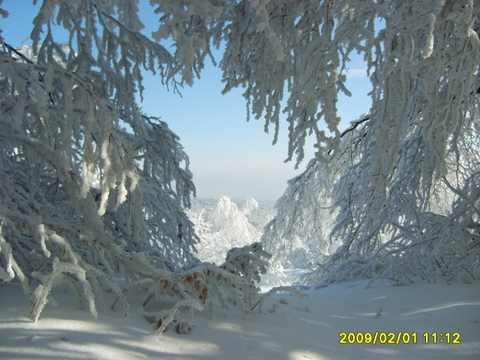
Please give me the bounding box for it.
[1,278,479,359]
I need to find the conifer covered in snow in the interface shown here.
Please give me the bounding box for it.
[188,197,274,264]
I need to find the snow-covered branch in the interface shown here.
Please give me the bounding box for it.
[0,1,200,322]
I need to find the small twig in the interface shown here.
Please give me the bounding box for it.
[340,117,370,138]
[366,276,403,289]
[251,286,306,312]
[157,300,203,337]
[3,42,35,64]
[442,175,480,218]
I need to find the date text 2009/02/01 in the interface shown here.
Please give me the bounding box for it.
[338,332,461,345]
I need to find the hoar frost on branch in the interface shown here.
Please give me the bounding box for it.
[0,0,273,324]
[0,0,200,321]
[262,1,480,285]
[150,0,479,285]
[150,0,367,165]
[262,118,368,272]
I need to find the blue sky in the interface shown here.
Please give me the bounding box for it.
[1,1,371,203]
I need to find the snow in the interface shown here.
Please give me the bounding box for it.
[1,279,479,360]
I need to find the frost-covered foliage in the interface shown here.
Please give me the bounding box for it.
[149,0,374,165]
[0,0,275,323]
[221,242,271,284]
[129,242,272,323]
[239,197,277,229]
[212,197,260,241]
[149,0,479,285]
[320,0,480,284]
[188,197,274,264]
[0,0,202,321]
[263,0,480,285]
[262,118,368,271]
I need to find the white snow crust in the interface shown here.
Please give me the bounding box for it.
[1,279,478,359]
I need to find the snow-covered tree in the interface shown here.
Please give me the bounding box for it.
[240,197,276,229]
[260,1,480,284]
[188,197,274,264]
[212,196,260,242]
[0,0,267,322]
[320,1,480,285]
[0,0,203,321]
[262,118,368,271]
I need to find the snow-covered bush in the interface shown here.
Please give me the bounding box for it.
[221,242,271,284]
[126,241,272,324]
